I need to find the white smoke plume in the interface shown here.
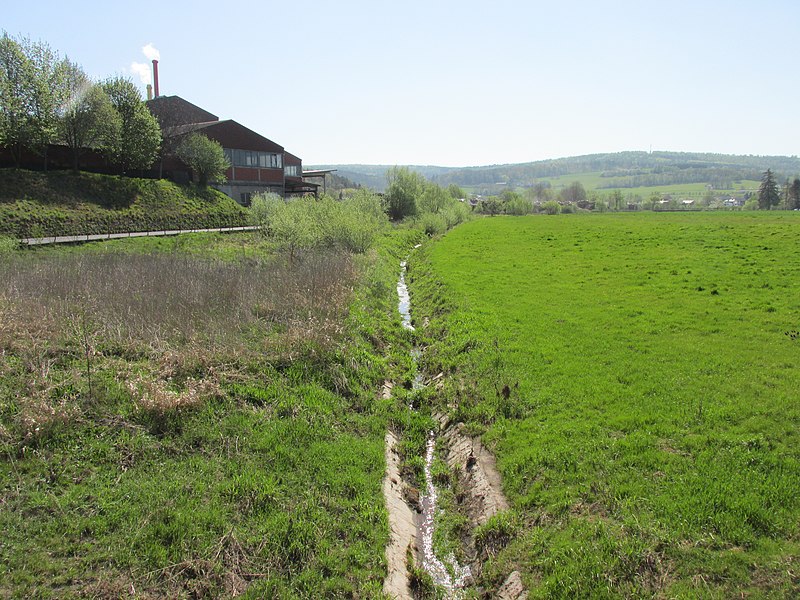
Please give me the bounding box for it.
[130,62,151,85]
[142,43,160,62]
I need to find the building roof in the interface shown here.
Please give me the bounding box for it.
[285,179,320,194]
[284,151,302,165]
[167,119,284,153]
[302,169,337,177]
[146,95,219,126]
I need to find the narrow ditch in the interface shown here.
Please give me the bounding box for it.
[383,250,528,600]
[401,255,471,596]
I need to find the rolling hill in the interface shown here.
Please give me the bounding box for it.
[312,151,800,195]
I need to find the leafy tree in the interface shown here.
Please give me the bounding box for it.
[642,191,662,211]
[560,181,587,204]
[758,169,780,210]
[609,189,625,211]
[505,193,534,215]
[447,183,465,199]
[418,183,451,214]
[0,33,32,166]
[23,38,71,169]
[0,34,73,169]
[530,182,551,202]
[59,64,121,171]
[588,190,606,212]
[102,77,161,173]
[479,197,502,216]
[385,166,424,220]
[176,132,229,186]
[789,178,800,210]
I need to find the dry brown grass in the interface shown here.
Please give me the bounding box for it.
[0,250,354,351]
[0,249,357,441]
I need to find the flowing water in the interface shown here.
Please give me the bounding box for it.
[397,258,471,595]
[397,261,414,331]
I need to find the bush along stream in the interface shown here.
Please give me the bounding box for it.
[383,246,525,599]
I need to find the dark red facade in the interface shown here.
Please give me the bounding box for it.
[145,95,310,203]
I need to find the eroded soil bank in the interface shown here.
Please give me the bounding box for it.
[382,406,528,599]
[383,426,418,600]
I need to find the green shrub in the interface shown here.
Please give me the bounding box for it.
[250,191,388,254]
[506,196,534,215]
[542,200,560,215]
[418,212,447,236]
[333,191,388,252]
[478,198,503,216]
[385,166,424,220]
[0,235,19,255]
[441,202,472,228]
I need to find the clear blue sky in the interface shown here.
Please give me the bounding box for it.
[4,0,799,167]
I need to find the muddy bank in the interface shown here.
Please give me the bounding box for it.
[438,415,510,528]
[383,427,418,600]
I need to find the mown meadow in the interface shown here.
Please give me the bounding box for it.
[409,212,800,598]
[0,225,424,598]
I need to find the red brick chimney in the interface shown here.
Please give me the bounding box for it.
[152,59,159,98]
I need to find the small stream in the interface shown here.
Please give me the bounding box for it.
[397,257,471,595]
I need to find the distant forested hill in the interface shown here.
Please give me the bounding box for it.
[312,152,800,192]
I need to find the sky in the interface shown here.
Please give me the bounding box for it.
[4,0,799,167]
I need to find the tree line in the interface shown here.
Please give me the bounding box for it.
[464,169,800,215]
[759,169,800,210]
[0,33,161,172]
[0,32,228,184]
[428,151,800,191]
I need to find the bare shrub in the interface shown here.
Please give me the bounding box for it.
[127,373,220,415]
[16,389,81,442]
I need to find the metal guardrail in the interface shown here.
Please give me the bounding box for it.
[20,225,262,246]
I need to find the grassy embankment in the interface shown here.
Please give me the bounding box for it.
[0,226,424,598]
[0,169,248,238]
[409,212,800,598]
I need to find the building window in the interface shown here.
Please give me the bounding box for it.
[228,148,281,169]
[285,165,299,177]
[240,192,252,206]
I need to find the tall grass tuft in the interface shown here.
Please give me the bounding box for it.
[0,235,19,256]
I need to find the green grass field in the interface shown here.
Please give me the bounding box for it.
[410,213,800,597]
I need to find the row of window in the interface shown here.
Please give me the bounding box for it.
[224,149,282,169]
[284,165,299,177]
